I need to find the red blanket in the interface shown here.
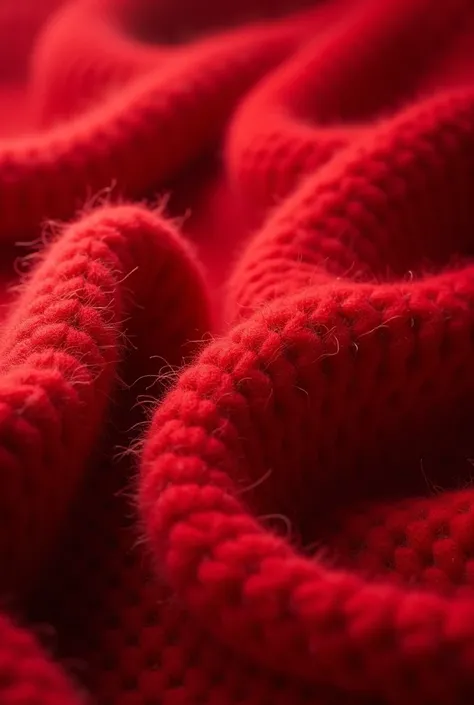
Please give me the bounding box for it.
[0,0,474,702]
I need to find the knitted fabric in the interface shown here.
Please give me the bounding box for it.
[0,0,473,703]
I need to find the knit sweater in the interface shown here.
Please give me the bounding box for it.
[0,0,474,703]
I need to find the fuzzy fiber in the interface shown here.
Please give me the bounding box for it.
[0,0,473,703]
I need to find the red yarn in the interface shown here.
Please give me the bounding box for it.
[0,0,473,703]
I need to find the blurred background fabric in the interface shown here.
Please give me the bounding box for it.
[0,1,473,704]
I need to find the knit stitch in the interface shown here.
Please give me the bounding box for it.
[0,0,473,703]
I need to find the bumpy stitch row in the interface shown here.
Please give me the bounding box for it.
[228,87,474,315]
[139,60,474,705]
[0,204,208,596]
[140,276,474,704]
[0,0,474,703]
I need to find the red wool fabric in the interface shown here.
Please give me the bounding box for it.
[0,0,474,702]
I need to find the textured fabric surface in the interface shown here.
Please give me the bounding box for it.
[0,0,473,702]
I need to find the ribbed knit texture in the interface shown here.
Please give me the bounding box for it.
[0,0,474,702]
